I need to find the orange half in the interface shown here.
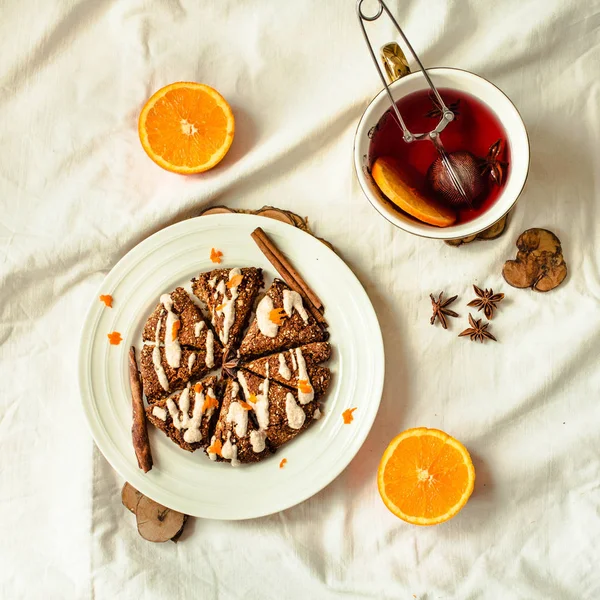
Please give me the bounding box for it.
[377,427,475,526]
[138,82,235,174]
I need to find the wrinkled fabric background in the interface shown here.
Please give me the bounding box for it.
[1,0,600,598]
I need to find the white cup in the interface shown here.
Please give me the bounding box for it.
[353,67,530,240]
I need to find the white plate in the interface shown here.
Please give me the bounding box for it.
[78,214,384,520]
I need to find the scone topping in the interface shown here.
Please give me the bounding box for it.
[152,316,169,392]
[166,384,204,444]
[160,294,182,368]
[294,348,314,404]
[256,294,279,337]
[278,353,291,380]
[214,268,243,344]
[283,289,309,323]
[221,432,239,467]
[285,392,306,430]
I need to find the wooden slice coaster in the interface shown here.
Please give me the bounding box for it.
[200,205,335,251]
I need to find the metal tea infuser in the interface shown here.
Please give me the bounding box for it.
[357,0,472,206]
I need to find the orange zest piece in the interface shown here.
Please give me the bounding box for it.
[298,379,313,394]
[99,294,113,308]
[171,320,181,341]
[194,383,203,393]
[269,308,287,325]
[202,395,219,412]
[210,248,223,264]
[138,82,235,174]
[279,458,287,469]
[247,393,258,404]
[215,303,227,312]
[239,401,253,411]
[107,331,122,345]
[342,407,357,424]
[227,274,243,288]
[208,439,222,457]
[377,427,475,526]
[372,156,456,228]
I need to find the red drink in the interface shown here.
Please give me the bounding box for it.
[368,88,510,224]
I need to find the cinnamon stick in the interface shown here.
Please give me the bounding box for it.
[129,346,153,473]
[251,227,328,327]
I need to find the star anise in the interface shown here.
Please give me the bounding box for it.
[467,285,505,319]
[429,292,459,329]
[459,313,497,343]
[425,97,460,119]
[221,349,240,378]
[480,139,508,186]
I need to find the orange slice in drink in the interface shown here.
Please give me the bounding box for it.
[138,82,235,174]
[372,156,456,227]
[377,427,475,525]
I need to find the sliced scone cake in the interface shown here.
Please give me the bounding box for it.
[145,376,222,452]
[140,287,222,402]
[238,279,328,359]
[192,267,263,350]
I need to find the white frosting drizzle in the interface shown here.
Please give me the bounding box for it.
[152,316,169,392]
[256,295,278,337]
[238,370,270,433]
[205,329,215,368]
[160,294,182,368]
[205,387,217,419]
[166,384,204,444]
[285,392,306,430]
[278,353,291,380]
[221,431,240,467]
[283,289,309,323]
[194,321,205,337]
[208,276,217,288]
[215,268,242,345]
[227,401,249,438]
[152,406,167,421]
[237,371,252,404]
[313,407,322,420]
[231,381,239,398]
[290,348,297,370]
[249,430,266,453]
[213,291,218,300]
[295,347,314,405]
[254,376,270,431]
[188,353,197,374]
[207,435,218,461]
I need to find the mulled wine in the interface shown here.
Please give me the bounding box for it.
[368,88,510,225]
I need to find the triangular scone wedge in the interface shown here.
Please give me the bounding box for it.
[145,376,222,452]
[207,378,271,465]
[191,267,263,349]
[239,279,328,358]
[240,342,331,392]
[238,370,322,451]
[143,287,216,350]
[140,344,218,403]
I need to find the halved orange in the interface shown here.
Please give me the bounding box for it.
[372,156,456,227]
[377,427,475,526]
[138,82,235,174]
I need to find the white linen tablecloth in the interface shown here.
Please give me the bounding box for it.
[1,0,600,597]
